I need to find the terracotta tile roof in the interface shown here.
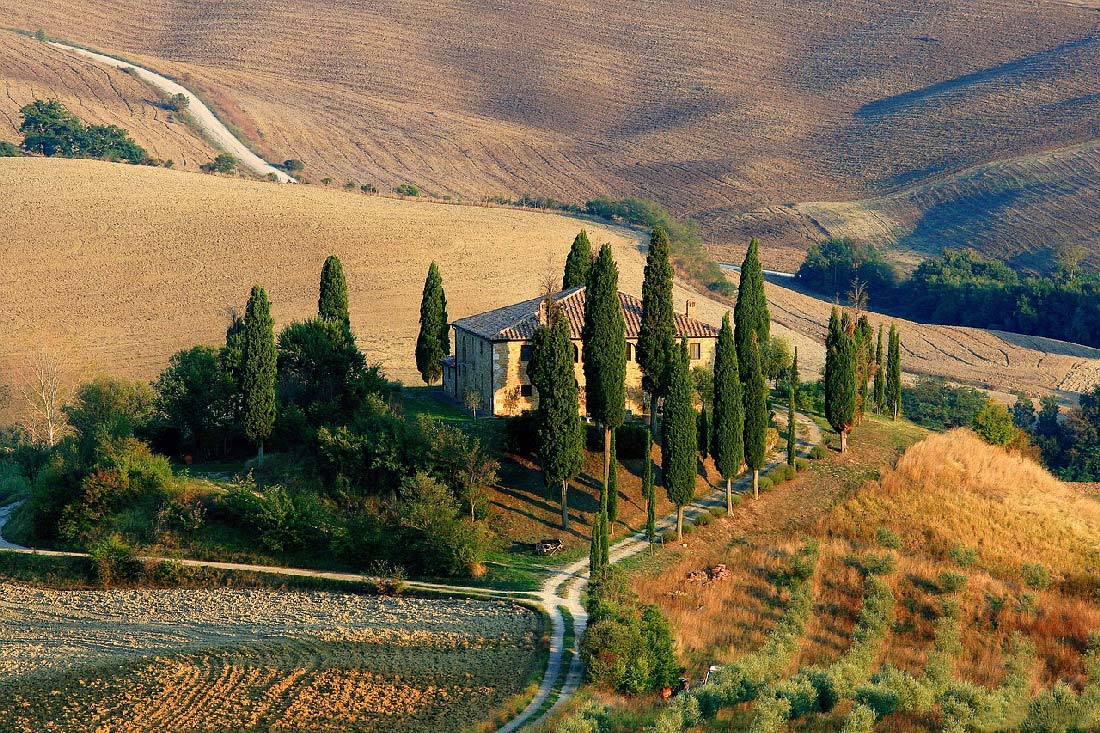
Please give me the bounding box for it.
[452,287,720,341]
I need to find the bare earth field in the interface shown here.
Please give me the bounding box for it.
[2,2,1099,264]
[3,157,1098,412]
[0,32,217,170]
[0,584,541,733]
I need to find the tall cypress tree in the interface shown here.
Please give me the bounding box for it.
[734,238,771,379]
[582,245,626,503]
[638,226,677,432]
[697,407,709,459]
[529,306,585,529]
[607,429,619,525]
[711,313,744,513]
[873,325,885,410]
[318,255,350,327]
[563,230,593,289]
[643,434,656,541]
[743,334,768,499]
[825,307,857,452]
[663,341,698,538]
[241,285,277,464]
[589,511,605,573]
[415,262,450,384]
[854,315,874,424]
[788,347,799,467]
[886,324,902,420]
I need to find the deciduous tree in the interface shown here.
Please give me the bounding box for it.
[711,313,744,513]
[241,286,277,464]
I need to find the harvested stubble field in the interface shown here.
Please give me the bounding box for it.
[0,584,541,732]
[3,1,1099,262]
[0,32,217,170]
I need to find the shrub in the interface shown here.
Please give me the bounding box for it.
[360,183,377,193]
[218,480,328,554]
[809,444,828,459]
[757,477,773,493]
[709,506,727,519]
[768,465,795,483]
[0,140,20,157]
[1021,682,1081,733]
[794,457,809,471]
[283,158,305,172]
[694,512,711,527]
[857,666,933,716]
[848,552,897,576]
[615,422,650,459]
[1022,562,1053,590]
[321,176,334,185]
[662,530,678,544]
[840,704,877,733]
[681,522,694,536]
[88,535,141,587]
[343,180,357,190]
[503,411,538,456]
[748,695,792,733]
[949,544,979,567]
[394,183,420,196]
[200,152,237,174]
[875,527,900,549]
[938,571,968,594]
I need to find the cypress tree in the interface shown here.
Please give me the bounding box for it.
[643,435,656,542]
[582,244,627,505]
[697,407,709,459]
[711,313,744,514]
[663,341,698,538]
[563,230,593,289]
[825,307,857,452]
[241,285,277,464]
[743,334,768,499]
[637,225,677,432]
[529,305,585,529]
[600,512,610,566]
[886,324,902,420]
[607,429,619,525]
[788,347,799,467]
[855,315,874,424]
[733,238,771,379]
[873,325,885,410]
[415,262,450,384]
[318,255,350,327]
[589,511,604,573]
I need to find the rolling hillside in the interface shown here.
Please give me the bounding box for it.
[2,1,1099,267]
[2,158,1098,413]
[0,32,217,170]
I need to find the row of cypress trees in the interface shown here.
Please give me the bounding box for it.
[824,307,903,452]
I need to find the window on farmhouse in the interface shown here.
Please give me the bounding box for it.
[520,384,533,397]
[690,342,701,360]
[626,343,634,361]
[520,344,533,361]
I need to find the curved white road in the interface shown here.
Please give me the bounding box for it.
[48,40,296,183]
[0,415,820,731]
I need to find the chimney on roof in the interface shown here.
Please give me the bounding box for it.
[685,299,697,320]
[537,298,549,326]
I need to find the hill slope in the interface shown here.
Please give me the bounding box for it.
[3,2,1099,265]
[0,32,217,170]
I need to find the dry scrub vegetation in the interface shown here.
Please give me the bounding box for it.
[0,585,542,732]
[0,33,217,169]
[2,1,1099,260]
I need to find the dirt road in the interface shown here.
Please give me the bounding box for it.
[48,41,295,183]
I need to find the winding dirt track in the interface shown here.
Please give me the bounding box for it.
[47,40,295,183]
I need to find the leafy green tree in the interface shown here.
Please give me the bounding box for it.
[318,255,350,327]
[415,262,450,384]
[582,245,627,502]
[65,377,155,462]
[743,334,768,498]
[637,225,676,430]
[397,472,487,577]
[663,341,697,538]
[529,305,585,529]
[734,238,771,379]
[873,325,885,410]
[697,407,709,459]
[788,347,799,467]
[201,153,237,174]
[241,286,277,464]
[0,141,21,157]
[277,318,368,430]
[711,313,744,513]
[1012,393,1035,430]
[825,308,857,452]
[886,324,902,420]
[762,336,793,385]
[154,346,236,458]
[563,230,594,289]
[973,402,1016,446]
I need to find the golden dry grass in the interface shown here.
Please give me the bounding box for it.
[0,33,217,169]
[2,2,1099,260]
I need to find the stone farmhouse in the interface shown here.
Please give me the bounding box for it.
[441,286,720,417]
